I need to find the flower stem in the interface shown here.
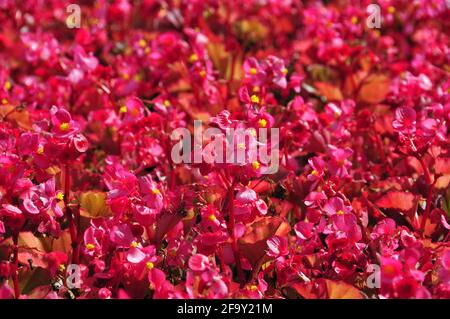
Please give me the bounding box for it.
[63,165,79,264]
[224,182,245,286]
[418,157,433,235]
[11,233,20,299]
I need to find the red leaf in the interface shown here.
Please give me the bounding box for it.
[325,280,364,299]
[314,82,343,101]
[238,217,290,266]
[375,191,418,212]
[435,157,450,175]
[358,74,391,104]
[287,279,363,299]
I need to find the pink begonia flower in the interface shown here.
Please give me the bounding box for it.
[323,197,352,216]
[109,224,135,248]
[393,106,417,134]
[243,57,267,86]
[307,156,325,181]
[188,254,210,272]
[210,110,233,130]
[267,235,288,257]
[329,147,353,178]
[304,191,327,207]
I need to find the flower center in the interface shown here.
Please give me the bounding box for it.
[138,39,147,48]
[152,188,161,195]
[258,118,267,128]
[252,161,261,170]
[86,243,95,250]
[130,241,138,248]
[119,105,127,113]
[251,95,260,104]
[146,261,154,270]
[208,214,216,222]
[336,210,345,215]
[4,81,11,90]
[56,192,64,201]
[249,68,257,75]
[189,53,198,63]
[59,122,70,131]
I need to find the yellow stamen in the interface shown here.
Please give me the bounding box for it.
[387,6,395,14]
[311,169,318,176]
[138,39,147,48]
[86,243,95,250]
[249,285,258,291]
[56,192,64,201]
[152,188,161,195]
[251,161,261,170]
[189,53,198,63]
[146,261,154,270]
[130,241,138,248]
[119,105,127,113]
[37,146,44,155]
[199,70,206,77]
[281,68,288,75]
[163,100,171,107]
[258,119,267,128]
[237,143,246,149]
[336,210,345,215]
[249,128,257,137]
[249,68,257,75]
[351,16,358,25]
[1,98,8,105]
[58,264,66,272]
[59,122,70,131]
[208,214,216,222]
[144,47,151,54]
[4,81,11,90]
[250,95,260,104]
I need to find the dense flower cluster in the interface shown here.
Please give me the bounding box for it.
[0,0,449,299]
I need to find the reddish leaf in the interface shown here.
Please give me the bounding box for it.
[435,157,450,175]
[287,279,363,299]
[314,82,343,101]
[358,74,391,104]
[238,217,290,266]
[376,191,418,212]
[325,280,364,299]
[79,191,112,219]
